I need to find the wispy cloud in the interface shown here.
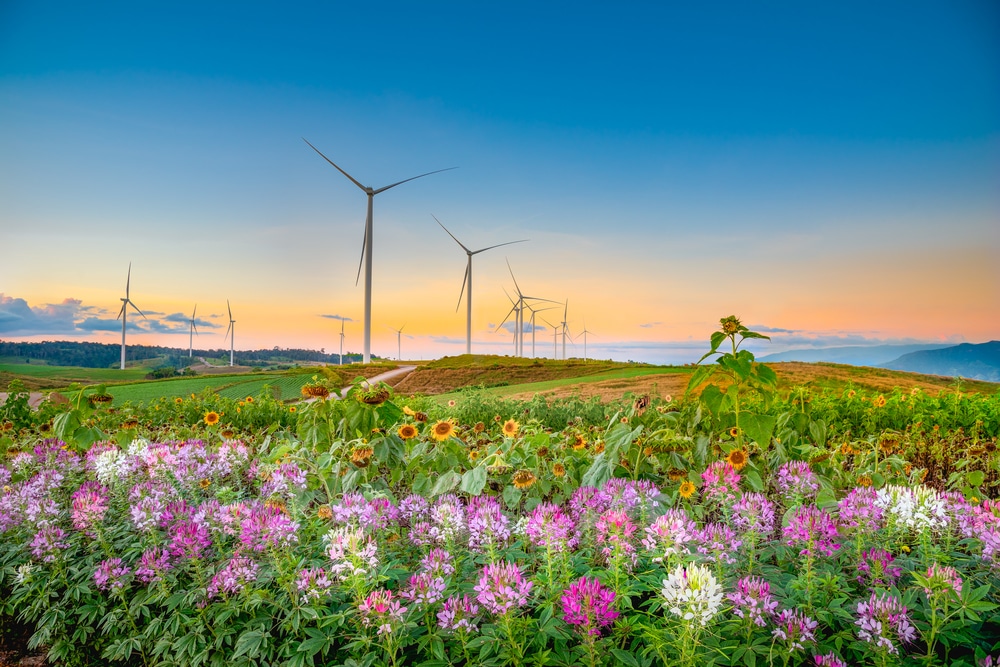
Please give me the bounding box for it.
[639,322,662,329]
[320,314,354,322]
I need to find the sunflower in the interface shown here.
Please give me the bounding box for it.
[432,420,455,441]
[678,480,696,499]
[121,419,139,430]
[572,434,587,450]
[2,421,14,432]
[199,478,211,490]
[873,395,887,408]
[174,397,184,404]
[317,505,333,520]
[502,419,520,437]
[468,449,480,462]
[414,411,429,423]
[204,411,220,426]
[448,400,457,407]
[552,462,566,478]
[847,390,856,399]
[351,446,374,468]
[643,446,654,457]
[592,441,605,455]
[403,405,416,416]
[220,428,235,439]
[289,406,297,413]
[667,468,686,482]
[473,422,485,433]
[856,474,873,487]
[726,448,749,470]
[729,427,739,438]
[512,469,537,489]
[398,424,418,440]
[620,417,629,424]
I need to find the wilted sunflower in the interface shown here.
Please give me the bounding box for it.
[873,395,887,408]
[431,420,455,441]
[199,478,211,490]
[2,421,14,432]
[174,397,184,404]
[726,448,749,470]
[398,424,418,440]
[667,468,686,482]
[220,429,236,439]
[678,480,696,498]
[473,422,485,433]
[592,441,605,455]
[317,505,333,520]
[494,415,502,423]
[204,411,220,426]
[351,446,374,468]
[414,411,429,423]
[856,474,873,487]
[512,469,537,490]
[634,394,650,416]
[502,419,519,437]
[552,462,566,477]
[121,419,139,430]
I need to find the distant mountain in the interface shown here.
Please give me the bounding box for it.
[758,343,951,367]
[881,341,1000,382]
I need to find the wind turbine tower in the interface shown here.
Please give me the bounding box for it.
[434,215,527,355]
[304,139,455,364]
[339,318,346,366]
[389,324,406,361]
[116,263,147,370]
[188,305,199,358]
[225,301,236,367]
[561,300,570,361]
[506,259,556,357]
[579,320,595,363]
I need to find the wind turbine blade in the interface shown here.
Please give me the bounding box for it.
[374,167,458,194]
[495,303,518,331]
[125,262,132,298]
[563,299,569,321]
[456,265,469,313]
[225,322,232,342]
[128,300,147,319]
[355,212,369,287]
[302,138,368,192]
[193,322,199,335]
[192,304,197,319]
[505,258,522,297]
[116,303,126,320]
[470,239,529,255]
[227,300,232,322]
[432,215,471,254]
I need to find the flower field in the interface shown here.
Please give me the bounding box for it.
[1,320,999,666]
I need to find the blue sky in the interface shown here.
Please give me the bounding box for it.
[1,1,997,363]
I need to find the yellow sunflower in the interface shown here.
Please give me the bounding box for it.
[403,405,416,416]
[174,397,183,404]
[317,505,333,520]
[448,400,457,407]
[552,462,566,478]
[726,448,749,470]
[289,406,297,413]
[511,469,537,489]
[873,395,887,408]
[473,422,485,433]
[398,424,418,440]
[729,426,739,438]
[502,419,520,437]
[679,480,696,498]
[432,420,455,441]
[203,411,220,426]
[572,434,587,450]
[199,478,211,490]
[245,396,254,403]
[468,449,480,462]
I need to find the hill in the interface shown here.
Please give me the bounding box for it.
[757,343,950,366]
[881,341,1000,382]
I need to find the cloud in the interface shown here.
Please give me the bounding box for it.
[639,322,662,328]
[747,324,799,334]
[320,314,354,322]
[162,312,221,329]
[498,322,546,334]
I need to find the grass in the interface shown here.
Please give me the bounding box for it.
[0,363,149,389]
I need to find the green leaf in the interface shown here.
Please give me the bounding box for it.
[460,466,487,496]
[233,630,264,660]
[740,413,776,448]
[609,648,640,667]
[967,470,985,487]
[743,469,764,492]
[430,470,462,497]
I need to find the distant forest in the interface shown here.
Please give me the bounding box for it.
[0,340,365,368]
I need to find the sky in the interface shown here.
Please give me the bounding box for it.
[1,1,998,364]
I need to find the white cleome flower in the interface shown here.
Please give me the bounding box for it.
[661,563,724,627]
[874,485,949,533]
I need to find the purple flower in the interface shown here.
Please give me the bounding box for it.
[430,495,467,544]
[398,494,430,524]
[697,522,742,565]
[466,496,511,552]
[207,555,258,599]
[727,576,779,627]
[71,482,110,532]
[925,563,963,597]
[641,509,698,563]
[260,462,306,497]
[775,461,820,504]
[561,576,619,637]
[700,461,741,505]
[296,567,334,603]
[169,518,212,560]
[128,481,175,532]
[136,547,173,584]
[783,505,840,557]
[855,592,917,654]
[94,558,131,594]
[420,548,455,577]
[595,509,637,567]
[568,486,611,525]
[857,549,902,589]
[474,561,533,615]
[732,492,776,537]
[603,478,661,514]
[772,608,818,653]
[525,502,578,552]
[327,526,379,579]
[239,504,299,552]
[438,594,480,633]
[837,487,884,533]
[358,589,407,636]
[814,653,847,667]
[30,526,68,562]
[400,572,447,607]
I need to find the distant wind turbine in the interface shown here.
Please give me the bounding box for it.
[506,259,557,357]
[116,263,147,370]
[188,305,199,358]
[560,300,571,361]
[388,324,408,361]
[433,215,527,355]
[224,300,236,367]
[304,138,456,364]
[339,318,346,366]
[578,320,595,363]
[524,302,556,358]
[496,289,521,354]
[541,317,561,359]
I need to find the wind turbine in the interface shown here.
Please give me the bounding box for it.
[506,259,557,357]
[542,317,561,359]
[433,215,527,355]
[578,320,595,363]
[388,324,408,361]
[496,289,521,355]
[560,300,571,361]
[188,305,199,358]
[224,300,235,367]
[523,302,556,358]
[304,138,455,364]
[116,262,147,370]
[339,318,346,366]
